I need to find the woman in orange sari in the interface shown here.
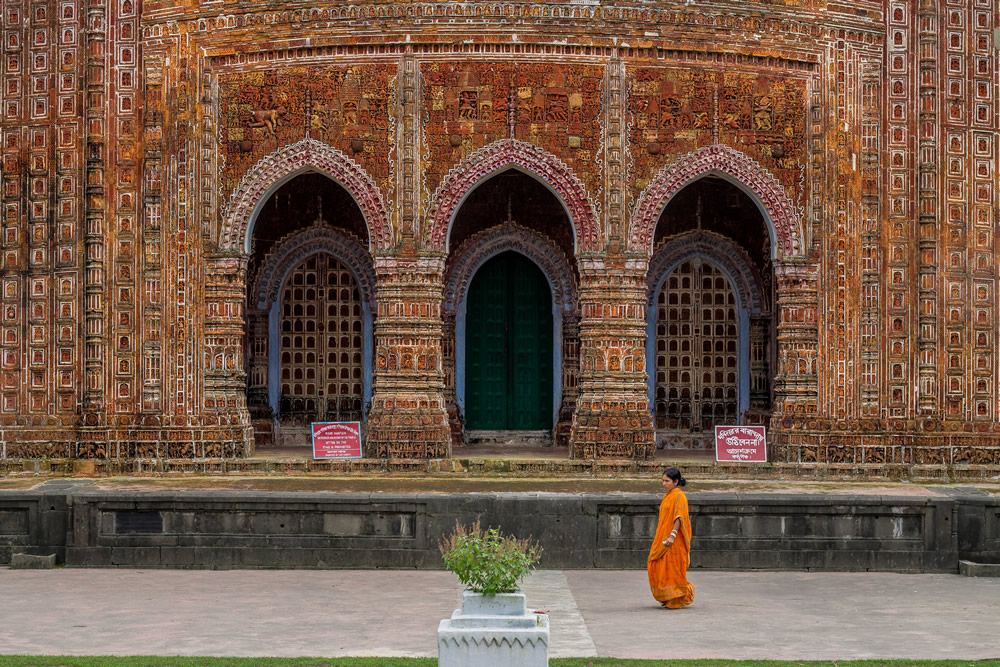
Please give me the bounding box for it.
[647,467,694,608]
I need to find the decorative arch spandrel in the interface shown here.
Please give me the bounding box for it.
[630,144,803,259]
[424,138,601,254]
[647,230,769,318]
[219,138,392,253]
[444,222,577,316]
[252,223,376,313]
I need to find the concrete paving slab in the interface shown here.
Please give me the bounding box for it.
[0,568,997,660]
[0,569,457,658]
[518,571,598,657]
[565,570,1000,661]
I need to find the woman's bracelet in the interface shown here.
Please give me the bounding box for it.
[669,530,678,537]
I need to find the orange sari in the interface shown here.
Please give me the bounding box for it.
[647,487,694,608]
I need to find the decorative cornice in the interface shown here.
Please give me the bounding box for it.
[146,4,879,49]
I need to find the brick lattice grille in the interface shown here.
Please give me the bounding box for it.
[655,260,739,440]
[279,255,364,425]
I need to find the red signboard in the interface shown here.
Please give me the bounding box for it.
[312,422,363,459]
[715,425,767,462]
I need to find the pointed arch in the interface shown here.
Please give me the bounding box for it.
[646,230,768,317]
[645,230,771,430]
[252,224,376,312]
[425,138,600,253]
[219,138,392,253]
[629,144,803,259]
[446,223,576,428]
[249,223,376,425]
[444,222,576,316]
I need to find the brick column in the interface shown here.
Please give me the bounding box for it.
[772,259,820,418]
[441,310,464,447]
[245,308,274,448]
[366,254,451,458]
[744,315,772,426]
[202,253,252,457]
[556,312,581,447]
[569,256,655,459]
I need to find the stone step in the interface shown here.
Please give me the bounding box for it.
[959,560,1000,577]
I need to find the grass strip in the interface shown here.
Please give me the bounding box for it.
[0,658,998,667]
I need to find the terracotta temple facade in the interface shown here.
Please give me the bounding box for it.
[0,0,998,466]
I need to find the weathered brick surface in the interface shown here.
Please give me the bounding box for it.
[0,1,997,465]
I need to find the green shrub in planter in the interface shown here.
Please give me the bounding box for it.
[439,521,543,594]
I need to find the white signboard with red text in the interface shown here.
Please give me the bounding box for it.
[312,421,363,459]
[714,425,767,462]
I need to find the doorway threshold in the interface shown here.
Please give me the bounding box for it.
[465,430,553,447]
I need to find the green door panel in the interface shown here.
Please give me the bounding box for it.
[465,251,553,431]
[466,254,508,429]
[508,253,553,429]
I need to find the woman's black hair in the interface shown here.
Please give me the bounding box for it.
[663,467,686,487]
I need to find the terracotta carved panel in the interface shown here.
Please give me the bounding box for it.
[218,64,395,242]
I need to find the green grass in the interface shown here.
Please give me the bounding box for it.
[0,658,997,667]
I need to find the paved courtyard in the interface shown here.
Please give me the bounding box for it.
[1,568,998,660]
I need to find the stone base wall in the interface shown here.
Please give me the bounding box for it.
[3,456,1000,483]
[1,489,995,571]
[7,420,1000,467]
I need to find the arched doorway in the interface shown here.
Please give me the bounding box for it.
[465,251,554,431]
[245,172,376,448]
[442,168,580,447]
[654,258,739,433]
[647,177,773,450]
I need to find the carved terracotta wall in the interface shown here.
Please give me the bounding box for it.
[0,0,997,469]
[422,61,604,246]
[217,64,395,241]
[626,67,808,210]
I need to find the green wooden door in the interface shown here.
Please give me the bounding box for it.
[466,252,553,430]
[466,253,509,429]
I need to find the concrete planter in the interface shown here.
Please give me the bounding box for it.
[437,591,549,666]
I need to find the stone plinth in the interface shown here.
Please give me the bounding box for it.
[959,561,1000,577]
[438,591,549,667]
[11,553,56,569]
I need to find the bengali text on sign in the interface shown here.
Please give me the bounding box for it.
[312,421,363,459]
[714,425,767,462]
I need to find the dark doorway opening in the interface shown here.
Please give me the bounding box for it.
[465,251,554,431]
[649,176,774,451]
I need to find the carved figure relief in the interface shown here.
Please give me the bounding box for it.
[218,65,395,224]
[627,68,807,209]
[423,62,603,211]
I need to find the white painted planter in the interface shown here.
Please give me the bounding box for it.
[437,591,549,667]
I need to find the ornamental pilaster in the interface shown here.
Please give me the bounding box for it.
[569,255,655,459]
[203,253,251,427]
[771,259,819,418]
[367,254,451,458]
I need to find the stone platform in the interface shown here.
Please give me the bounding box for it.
[2,444,999,482]
[1,568,999,660]
[1,476,998,572]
